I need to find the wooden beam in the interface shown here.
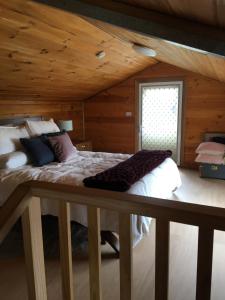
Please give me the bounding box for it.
[119,213,133,300]
[30,181,225,232]
[88,207,102,300]
[58,201,74,300]
[21,197,47,300]
[155,218,169,300]
[196,226,214,300]
[34,0,225,57]
[0,186,31,243]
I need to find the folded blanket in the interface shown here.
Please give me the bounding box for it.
[195,153,225,165]
[83,150,172,192]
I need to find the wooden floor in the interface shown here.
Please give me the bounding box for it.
[0,169,225,300]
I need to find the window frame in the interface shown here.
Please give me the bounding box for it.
[136,80,184,165]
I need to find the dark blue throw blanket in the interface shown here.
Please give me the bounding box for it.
[83,150,172,192]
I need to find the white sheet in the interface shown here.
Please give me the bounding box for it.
[0,151,181,245]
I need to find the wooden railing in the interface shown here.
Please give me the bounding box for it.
[1,180,225,300]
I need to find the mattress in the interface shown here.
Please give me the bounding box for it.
[0,150,181,245]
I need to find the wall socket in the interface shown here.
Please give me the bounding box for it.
[125,112,132,117]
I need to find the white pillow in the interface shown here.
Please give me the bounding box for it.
[0,151,28,169]
[0,126,30,155]
[26,118,60,136]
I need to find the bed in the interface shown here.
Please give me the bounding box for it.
[0,116,182,247]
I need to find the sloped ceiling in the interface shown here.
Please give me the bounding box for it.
[1,0,225,103]
[0,0,156,102]
[87,18,225,83]
[118,0,225,29]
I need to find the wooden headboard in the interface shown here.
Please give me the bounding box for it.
[0,116,43,126]
[204,132,225,141]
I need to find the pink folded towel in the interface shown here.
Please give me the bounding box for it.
[196,142,225,156]
[195,153,225,165]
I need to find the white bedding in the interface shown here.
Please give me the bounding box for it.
[0,151,181,246]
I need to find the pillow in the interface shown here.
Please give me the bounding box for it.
[41,131,66,154]
[212,136,225,145]
[195,153,225,165]
[48,132,76,162]
[26,118,60,136]
[42,130,65,137]
[0,125,30,155]
[42,130,65,142]
[196,142,225,155]
[0,151,28,169]
[20,137,55,167]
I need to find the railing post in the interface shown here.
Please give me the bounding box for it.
[119,213,133,300]
[196,226,214,300]
[88,206,102,300]
[22,196,47,300]
[58,201,74,300]
[155,218,170,300]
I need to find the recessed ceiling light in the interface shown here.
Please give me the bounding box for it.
[132,44,157,57]
[96,50,106,59]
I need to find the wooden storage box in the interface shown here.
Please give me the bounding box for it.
[199,164,225,180]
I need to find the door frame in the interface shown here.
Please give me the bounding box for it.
[135,79,184,166]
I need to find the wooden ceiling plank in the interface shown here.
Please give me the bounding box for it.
[0,0,157,101]
[1,2,155,72]
[33,0,225,57]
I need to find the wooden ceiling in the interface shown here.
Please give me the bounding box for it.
[1,0,225,103]
[118,0,225,29]
[0,0,156,102]
[87,18,225,83]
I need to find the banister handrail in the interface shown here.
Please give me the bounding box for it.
[0,184,31,242]
[1,180,225,242]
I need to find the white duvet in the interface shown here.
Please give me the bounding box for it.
[0,151,181,246]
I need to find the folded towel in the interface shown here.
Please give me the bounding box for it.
[83,150,172,192]
[195,153,225,165]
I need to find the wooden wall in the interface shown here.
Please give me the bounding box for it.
[85,63,225,168]
[0,100,84,140]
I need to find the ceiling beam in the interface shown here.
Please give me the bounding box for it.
[34,0,225,57]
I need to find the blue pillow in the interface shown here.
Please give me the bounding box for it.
[20,137,55,167]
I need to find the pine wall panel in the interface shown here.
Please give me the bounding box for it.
[0,100,84,139]
[85,63,225,168]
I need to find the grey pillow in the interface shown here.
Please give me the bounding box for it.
[48,133,77,162]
